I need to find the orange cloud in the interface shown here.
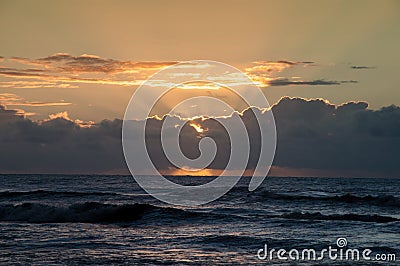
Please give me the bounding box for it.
[9,53,176,74]
[1,53,177,89]
[0,93,71,109]
[47,111,94,128]
[0,54,355,91]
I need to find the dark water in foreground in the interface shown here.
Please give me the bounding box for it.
[0,175,399,265]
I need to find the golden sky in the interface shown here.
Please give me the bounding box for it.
[0,0,399,121]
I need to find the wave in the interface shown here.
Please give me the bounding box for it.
[0,201,397,225]
[261,192,400,207]
[0,202,202,223]
[0,190,120,198]
[331,193,400,207]
[280,211,399,223]
[0,202,233,224]
[2,190,399,209]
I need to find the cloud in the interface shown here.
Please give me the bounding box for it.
[251,77,357,87]
[245,60,314,75]
[0,80,78,89]
[0,53,177,89]
[0,93,71,108]
[0,107,122,173]
[350,65,376,70]
[0,54,355,90]
[0,104,24,122]
[0,67,142,87]
[46,111,95,128]
[268,78,342,86]
[0,97,399,177]
[244,61,357,88]
[10,53,177,73]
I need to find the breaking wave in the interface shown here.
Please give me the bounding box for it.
[0,202,200,223]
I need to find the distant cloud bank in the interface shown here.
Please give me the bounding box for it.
[1,97,399,177]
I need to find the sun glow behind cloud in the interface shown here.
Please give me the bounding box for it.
[189,123,205,133]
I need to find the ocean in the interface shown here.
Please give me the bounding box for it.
[0,175,399,265]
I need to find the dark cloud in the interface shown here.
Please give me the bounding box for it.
[268,78,343,86]
[272,60,314,66]
[253,60,314,67]
[0,105,23,123]
[350,65,376,70]
[272,98,400,175]
[0,107,124,173]
[340,80,358,84]
[0,98,399,176]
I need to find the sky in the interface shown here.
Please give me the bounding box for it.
[0,0,399,176]
[1,0,399,121]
